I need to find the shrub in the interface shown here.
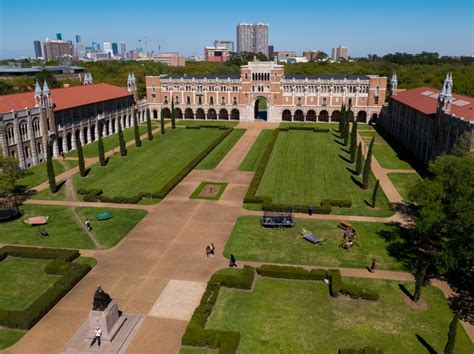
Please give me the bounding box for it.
[280,127,330,133]
[340,284,380,301]
[257,265,328,281]
[210,266,255,289]
[77,188,103,196]
[328,269,342,297]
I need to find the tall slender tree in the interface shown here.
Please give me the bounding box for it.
[46,140,57,193]
[118,118,127,156]
[349,119,358,162]
[362,137,375,189]
[171,98,176,129]
[76,134,86,177]
[98,122,106,166]
[146,108,153,141]
[371,179,380,207]
[355,143,363,175]
[133,108,141,147]
[160,108,166,135]
[444,312,459,354]
[338,104,346,134]
[413,261,428,302]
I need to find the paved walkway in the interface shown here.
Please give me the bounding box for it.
[6,122,472,353]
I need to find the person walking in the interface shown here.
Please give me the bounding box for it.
[229,254,237,267]
[90,327,102,348]
[210,243,215,257]
[370,259,376,273]
[205,245,211,258]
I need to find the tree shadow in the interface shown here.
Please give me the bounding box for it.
[334,139,345,146]
[364,199,374,208]
[399,283,415,301]
[55,180,66,193]
[446,269,474,324]
[350,175,365,189]
[345,167,357,175]
[83,168,92,177]
[339,154,352,163]
[415,334,437,354]
[341,148,350,154]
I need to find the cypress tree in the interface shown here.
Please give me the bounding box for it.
[355,143,363,175]
[98,122,106,166]
[171,98,176,129]
[444,312,459,354]
[146,108,153,141]
[133,108,141,147]
[413,261,428,302]
[362,137,375,189]
[160,108,166,134]
[338,104,346,133]
[46,140,57,193]
[349,119,358,162]
[76,133,86,177]
[371,179,380,207]
[343,118,350,146]
[118,118,127,156]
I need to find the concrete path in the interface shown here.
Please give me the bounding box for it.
[24,199,153,211]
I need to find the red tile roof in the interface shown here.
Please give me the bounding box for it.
[0,83,132,113]
[392,86,474,122]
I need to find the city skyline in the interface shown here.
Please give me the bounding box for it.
[0,0,473,59]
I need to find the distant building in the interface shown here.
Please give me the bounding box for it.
[204,46,229,62]
[275,51,297,61]
[120,42,126,54]
[214,40,234,52]
[332,45,349,61]
[268,45,274,60]
[33,41,42,59]
[91,42,101,52]
[304,50,323,61]
[43,39,74,61]
[237,22,269,57]
[56,33,62,41]
[153,52,185,67]
[75,35,81,43]
[0,65,85,78]
[75,43,86,58]
[112,43,118,56]
[103,42,113,57]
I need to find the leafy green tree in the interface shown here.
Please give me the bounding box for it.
[350,119,358,162]
[413,261,429,302]
[97,122,106,166]
[355,143,364,175]
[160,108,166,135]
[75,134,86,177]
[171,99,176,129]
[133,108,141,147]
[444,312,459,354]
[46,140,57,193]
[452,131,471,157]
[118,118,127,156]
[146,108,153,141]
[362,137,375,189]
[0,148,25,212]
[371,179,380,208]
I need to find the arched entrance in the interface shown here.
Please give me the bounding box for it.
[307,110,317,122]
[331,110,341,122]
[319,110,329,122]
[219,109,229,120]
[175,108,183,119]
[282,109,292,121]
[196,108,205,119]
[294,110,304,121]
[162,108,171,118]
[357,111,367,123]
[230,109,240,120]
[208,108,217,120]
[185,108,194,119]
[57,136,63,154]
[254,97,268,121]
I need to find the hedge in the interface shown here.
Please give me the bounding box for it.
[0,246,91,330]
[279,127,330,133]
[185,125,229,130]
[339,347,383,354]
[210,265,255,290]
[77,188,103,196]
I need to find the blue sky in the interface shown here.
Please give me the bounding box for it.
[0,0,473,59]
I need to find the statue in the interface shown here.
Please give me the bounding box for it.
[92,286,112,311]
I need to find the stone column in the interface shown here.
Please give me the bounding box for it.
[13,115,26,168]
[27,116,38,165]
[94,121,99,140]
[71,125,77,150]
[79,123,85,145]
[53,139,59,157]
[62,130,68,153]
[87,122,92,143]
[115,114,119,132]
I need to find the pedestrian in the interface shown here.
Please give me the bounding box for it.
[90,326,102,348]
[205,245,211,258]
[370,259,376,273]
[84,219,91,231]
[210,243,215,257]
[229,254,237,268]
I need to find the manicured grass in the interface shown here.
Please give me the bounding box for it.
[0,257,60,311]
[176,120,239,128]
[239,130,273,171]
[29,180,68,201]
[224,216,402,270]
[66,124,152,158]
[279,122,339,129]
[196,129,246,169]
[206,277,474,353]
[75,207,147,248]
[190,182,228,201]
[0,205,145,249]
[17,160,78,190]
[0,328,25,350]
[73,128,224,199]
[74,256,98,267]
[388,173,422,202]
[359,131,414,170]
[256,130,393,216]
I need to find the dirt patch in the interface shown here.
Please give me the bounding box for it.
[199,184,223,198]
[403,296,428,310]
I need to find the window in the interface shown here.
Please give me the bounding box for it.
[25,146,30,158]
[322,97,327,106]
[209,96,214,105]
[37,142,42,153]
[175,96,179,104]
[297,97,302,106]
[186,96,191,104]
[233,97,237,105]
[375,97,379,104]
[6,124,14,145]
[198,96,202,104]
[164,96,168,104]
[221,97,225,105]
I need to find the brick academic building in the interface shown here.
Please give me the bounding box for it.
[146,58,387,123]
[379,73,474,164]
[0,74,147,169]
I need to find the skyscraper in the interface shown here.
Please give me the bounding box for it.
[103,42,113,56]
[56,33,62,40]
[91,42,100,52]
[33,40,42,58]
[75,34,81,43]
[111,43,118,56]
[43,39,74,61]
[237,22,269,57]
[120,42,126,54]
[332,45,349,61]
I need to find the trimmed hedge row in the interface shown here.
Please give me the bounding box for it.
[0,246,91,330]
[210,265,255,289]
[339,347,383,354]
[77,188,102,196]
[185,125,229,130]
[279,127,330,133]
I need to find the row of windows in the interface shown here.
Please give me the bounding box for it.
[5,119,42,145]
[161,85,240,93]
[163,95,238,106]
[282,85,370,94]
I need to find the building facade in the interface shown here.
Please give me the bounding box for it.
[0,75,148,169]
[378,74,474,164]
[214,40,234,52]
[146,58,386,123]
[237,23,269,57]
[204,47,230,62]
[332,46,349,61]
[152,52,185,67]
[34,41,42,59]
[43,40,74,61]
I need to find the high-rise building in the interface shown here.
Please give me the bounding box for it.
[111,43,118,56]
[103,42,113,56]
[33,40,42,58]
[91,42,100,52]
[268,45,274,60]
[43,39,74,61]
[332,45,349,61]
[214,40,234,52]
[237,22,269,57]
[76,43,86,58]
[75,35,81,43]
[56,33,62,40]
[120,42,126,54]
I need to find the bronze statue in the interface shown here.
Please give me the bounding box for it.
[92,286,112,311]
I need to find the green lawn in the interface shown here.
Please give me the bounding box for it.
[66,124,152,158]
[0,328,25,350]
[279,122,339,129]
[0,204,146,249]
[176,120,239,128]
[256,130,393,216]
[17,160,78,190]
[359,131,414,170]
[0,257,60,311]
[74,128,224,199]
[388,173,422,202]
[224,216,402,270]
[206,277,474,353]
[29,181,68,201]
[196,129,246,170]
[239,130,273,171]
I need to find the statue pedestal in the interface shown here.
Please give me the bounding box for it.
[88,300,126,342]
